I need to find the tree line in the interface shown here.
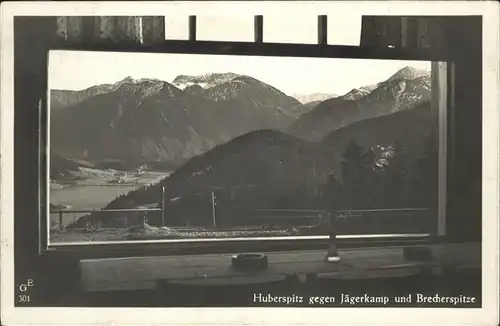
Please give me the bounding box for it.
[322,131,438,212]
[69,131,438,229]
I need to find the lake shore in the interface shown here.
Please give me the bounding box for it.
[50,171,170,226]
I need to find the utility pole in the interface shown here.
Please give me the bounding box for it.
[211,191,217,228]
[161,186,166,227]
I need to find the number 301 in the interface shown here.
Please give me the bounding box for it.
[17,295,31,303]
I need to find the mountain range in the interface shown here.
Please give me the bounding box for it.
[74,98,434,228]
[172,72,241,90]
[50,154,94,180]
[51,66,431,182]
[51,84,116,112]
[292,93,337,105]
[58,65,436,228]
[287,66,431,141]
[51,74,304,167]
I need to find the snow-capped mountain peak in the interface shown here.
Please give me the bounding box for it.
[292,93,337,104]
[341,88,372,100]
[386,66,430,83]
[172,72,241,90]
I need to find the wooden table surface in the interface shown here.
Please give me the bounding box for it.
[80,242,480,292]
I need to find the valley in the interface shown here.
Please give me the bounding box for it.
[49,65,436,243]
[50,169,171,227]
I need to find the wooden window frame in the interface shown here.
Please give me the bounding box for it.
[37,16,455,260]
[40,42,452,260]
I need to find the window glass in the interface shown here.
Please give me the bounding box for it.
[47,49,437,244]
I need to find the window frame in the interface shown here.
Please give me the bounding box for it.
[40,40,453,259]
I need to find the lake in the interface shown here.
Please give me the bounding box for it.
[50,171,170,226]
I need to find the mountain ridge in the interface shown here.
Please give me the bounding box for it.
[71,100,435,229]
[292,92,337,105]
[51,74,306,166]
[287,66,431,141]
[172,73,241,90]
[51,66,430,170]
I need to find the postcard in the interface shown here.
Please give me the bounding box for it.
[1,1,498,326]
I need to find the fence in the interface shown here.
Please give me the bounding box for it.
[253,207,432,236]
[51,205,431,233]
[50,207,164,230]
[254,207,430,218]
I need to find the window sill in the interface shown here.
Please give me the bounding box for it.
[80,241,479,293]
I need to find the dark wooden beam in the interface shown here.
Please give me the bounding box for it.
[360,16,402,48]
[254,15,263,43]
[14,16,59,305]
[359,16,483,242]
[189,15,196,41]
[142,16,166,44]
[359,16,380,47]
[318,15,327,45]
[401,17,419,51]
[57,16,165,45]
[49,40,446,62]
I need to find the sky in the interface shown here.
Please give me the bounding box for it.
[48,14,431,96]
[49,51,430,96]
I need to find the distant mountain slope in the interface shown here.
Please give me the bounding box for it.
[51,84,115,111]
[287,66,431,141]
[292,93,337,104]
[51,75,306,165]
[322,100,434,157]
[172,73,241,90]
[72,101,435,229]
[73,130,340,228]
[303,100,323,111]
[201,75,304,125]
[174,73,307,119]
[51,78,228,165]
[340,87,372,100]
[50,77,170,111]
[162,129,339,198]
[385,66,430,82]
[50,153,94,180]
[340,66,429,101]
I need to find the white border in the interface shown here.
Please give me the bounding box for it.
[1,2,499,326]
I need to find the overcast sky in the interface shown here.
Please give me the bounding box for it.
[48,14,430,95]
[49,51,429,95]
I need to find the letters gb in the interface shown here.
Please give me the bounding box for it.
[19,279,34,292]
